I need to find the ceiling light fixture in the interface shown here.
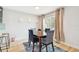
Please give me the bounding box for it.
[35,6,40,10]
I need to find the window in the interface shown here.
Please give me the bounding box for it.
[43,13,55,30]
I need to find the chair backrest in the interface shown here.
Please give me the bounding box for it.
[29,30,34,41]
[45,30,54,44]
[45,28,50,33]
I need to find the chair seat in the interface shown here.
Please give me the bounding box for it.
[42,40,52,45]
[42,38,53,44]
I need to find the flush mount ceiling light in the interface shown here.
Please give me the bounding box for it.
[35,6,40,10]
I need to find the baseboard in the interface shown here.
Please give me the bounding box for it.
[54,41,79,52]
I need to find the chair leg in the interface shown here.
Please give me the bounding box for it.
[6,45,8,52]
[45,45,48,52]
[29,42,31,47]
[29,40,31,47]
[0,47,2,52]
[32,42,34,52]
[51,43,54,52]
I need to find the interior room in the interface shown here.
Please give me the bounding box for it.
[0,6,79,52]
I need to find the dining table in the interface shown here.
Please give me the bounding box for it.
[38,35,46,52]
[34,31,47,52]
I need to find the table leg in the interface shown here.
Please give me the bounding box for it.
[39,37,41,52]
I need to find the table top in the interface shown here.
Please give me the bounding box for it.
[34,31,47,36]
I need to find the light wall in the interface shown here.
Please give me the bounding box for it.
[63,6,79,48]
[3,8,38,42]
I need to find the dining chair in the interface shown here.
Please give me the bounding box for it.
[0,33,10,52]
[42,30,54,52]
[28,30,39,52]
[45,28,50,33]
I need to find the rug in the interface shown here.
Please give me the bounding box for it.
[23,42,65,52]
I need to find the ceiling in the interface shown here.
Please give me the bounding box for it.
[3,6,60,15]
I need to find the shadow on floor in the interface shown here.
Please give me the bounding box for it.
[23,42,65,52]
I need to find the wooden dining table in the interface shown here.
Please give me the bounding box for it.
[38,35,46,52]
[34,31,47,52]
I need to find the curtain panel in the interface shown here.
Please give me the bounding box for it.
[55,8,64,42]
